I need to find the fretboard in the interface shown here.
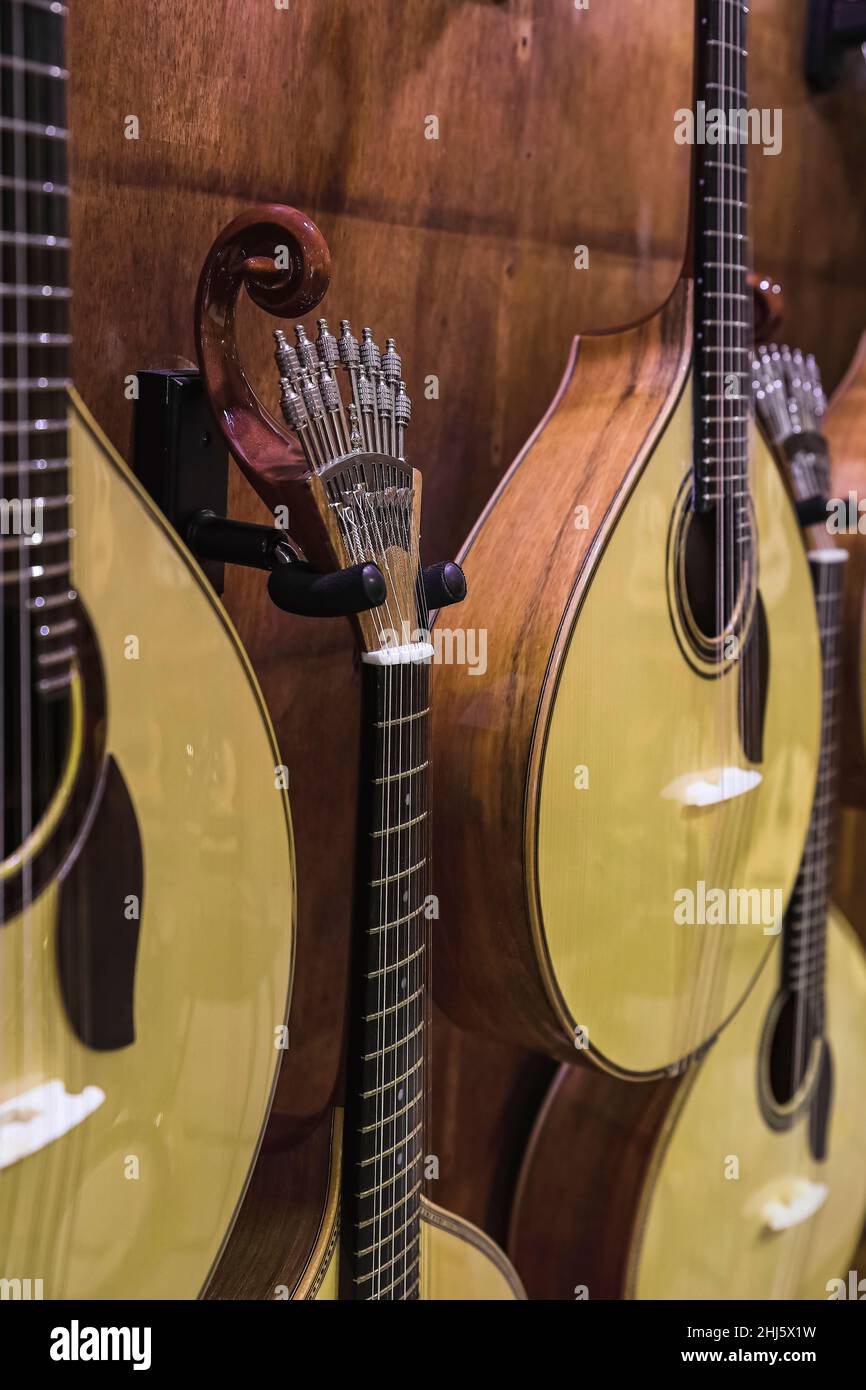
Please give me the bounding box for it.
[782,553,846,1026]
[343,655,431,1300]
[693,0,753,525]
[1,0,75,696]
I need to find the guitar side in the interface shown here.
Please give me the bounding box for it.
[0,396,295,1298]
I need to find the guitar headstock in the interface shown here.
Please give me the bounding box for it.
[752,344,829,503]
[274,319,426,657]
[195,206,429,656]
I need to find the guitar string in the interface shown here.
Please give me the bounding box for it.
[10,0,40,1281]
[329,368,423,1297]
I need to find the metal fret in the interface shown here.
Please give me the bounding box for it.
[366,943,425,979]
[0,52,68,79]
[9,0,69,14]
[361,1019,424,1062]
[354,1242,418,1285]
[26,587,75,610]
[374,706,429,728]
[368,1266,420,1301]
[0,283,71,299]
[36,667,73,694]
[358,1120,423,1170]
[360,1055,422,1100]
[0,421,66,438]
[373,759,428,785]
[707,38,747,55]
[355,1180,423,1229]
[0,331,70,345]
[0,174,69,195]
[359,1088,422,1135]
[356,1205,418,1256]
[0,115,67,139]
[370,810,427,838]
[370,856,426,888]
[356,1158,422,1201]
[369,901,425,935]
[364,986,424,1024]
[0,230,69,249]
[0,375,69,389]
[1,558,69,583]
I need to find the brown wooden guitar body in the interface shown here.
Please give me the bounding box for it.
[432,282,692,1063]
[507,1064,679,1299]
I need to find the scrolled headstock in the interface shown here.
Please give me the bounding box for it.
[195,204,426,655]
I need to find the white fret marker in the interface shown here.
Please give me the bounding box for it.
[0,1080,105,1170]
[662,766,762,807]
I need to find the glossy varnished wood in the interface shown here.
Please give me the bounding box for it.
[508,1065,680,1299]
[434,277,821,1071]
[433,283,693,1060]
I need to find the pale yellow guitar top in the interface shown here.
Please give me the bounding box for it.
[0,397,295,1298]
[630,910,866,1299]
[535,374,821,1074]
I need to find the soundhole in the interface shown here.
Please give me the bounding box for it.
[667,482,757,675]
[2,601,72,861]
[767,991,816,1108]
[683,507,742,639]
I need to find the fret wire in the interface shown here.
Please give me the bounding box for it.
[0,53,68,79]
[0,115,68,139]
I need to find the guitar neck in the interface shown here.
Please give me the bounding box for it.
[692,0,754,516]
[1,0,75,694]
[343,653,431,1300]
[782,553,846,1026]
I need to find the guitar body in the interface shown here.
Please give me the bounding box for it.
[510,911,866,1300]
[0,397,295,1298]
[291,1115,524,1302]
[433,280,821,1072]
[629,908,866,1299]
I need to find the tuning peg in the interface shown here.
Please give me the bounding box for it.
[316,317,340,369]
[274,328,300,381]
[295,323,319,374]
[360,326,381,376]
[382,337,402,386]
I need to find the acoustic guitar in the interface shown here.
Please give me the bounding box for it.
[431,0,821,1076]
[1,0,295,1296]
[195,206,525,1299]
[509,351,866,1300]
